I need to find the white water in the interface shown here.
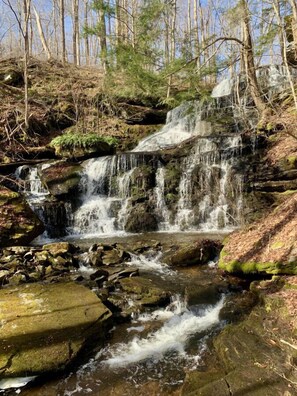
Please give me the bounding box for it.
[70,156,140,236]
[133,101,204,152]
[0,376,36,390]
[16,87,245,237]
[102,296,224,367]
[154,167,171,230]
[175,135,242,231]
[127,251,174,276]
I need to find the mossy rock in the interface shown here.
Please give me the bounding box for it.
[219,247,297,275]
[0,282,112,377]
[39,161,82,197]
[278,155,297,171]
[125,203,158,233]
[119,277,170,307]
[0,186,44,247]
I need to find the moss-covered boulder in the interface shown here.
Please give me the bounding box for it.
[50,133,116,160]
[219,193,297,275]
[0,282,112,378]
[0,187,44,247]
[39,161,82,196]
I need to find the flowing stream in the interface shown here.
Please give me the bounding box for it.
[11,250,230,396]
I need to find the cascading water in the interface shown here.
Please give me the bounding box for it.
[175,135,242,231]
[69,154,158,236]
[16,106,244,237]
[15,80,251,237]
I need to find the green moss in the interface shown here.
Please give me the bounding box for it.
[219,247,297,275]
[50,133,118,150]
[271,241,284,250]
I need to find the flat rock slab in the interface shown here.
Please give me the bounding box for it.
[0,282,112,377]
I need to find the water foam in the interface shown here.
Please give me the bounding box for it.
[102,296,224,367]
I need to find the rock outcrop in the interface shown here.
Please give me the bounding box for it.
[0,282,112,378]
[0,186,44,247]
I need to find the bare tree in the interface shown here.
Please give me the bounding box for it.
[60,0,66,63]
[33,5,51,60]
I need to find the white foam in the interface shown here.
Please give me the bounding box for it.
[127,252,174,275]
[0,376,36,390]
[102,296,224,367]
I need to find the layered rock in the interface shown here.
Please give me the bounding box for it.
[0,282,112,378]
[39,161,82,196]
[0,186,44,247]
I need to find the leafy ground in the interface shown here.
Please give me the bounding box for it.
[0,58,165,162]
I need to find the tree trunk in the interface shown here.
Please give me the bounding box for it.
[33,6,51,60]
[98,0,107,72]
[84,0,90,65]
[60,0,66,63]
[23,0,30,129]
[287,0,297,60]
[241,0,267,113]
[72,0,80,65]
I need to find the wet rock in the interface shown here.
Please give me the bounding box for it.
[88,251,103,267]
[182,283,297,396]
[89,269,109,282]
[8,271,27,285]
[125,204,158,233]
[0,282,112,378]
[118,277,170,307]
[0,187,44,247]
[108,267,139,282]
[164,240,222,267]
[43,242,76,257]
[0,270,9,285]
[39,161,82,197]
[102,249,123,266]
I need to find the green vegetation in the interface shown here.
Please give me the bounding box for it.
[49,133,118,150]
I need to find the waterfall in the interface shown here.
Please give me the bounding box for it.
[154,167,171,230]
[133,101,203,152]
[70,154,156,236]
[16,90,247,237]
[15,165,72,239]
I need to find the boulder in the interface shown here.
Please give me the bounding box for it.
[39,161,82,197]
[164,240,222,267]
[0,282,112,378]
[219,193,297,275]
[53,140,114,160]
[42,242,76,257]
[118,277,170,307]
[125,203,158,233]
[0,69,23,86]
[0,186,44,247]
